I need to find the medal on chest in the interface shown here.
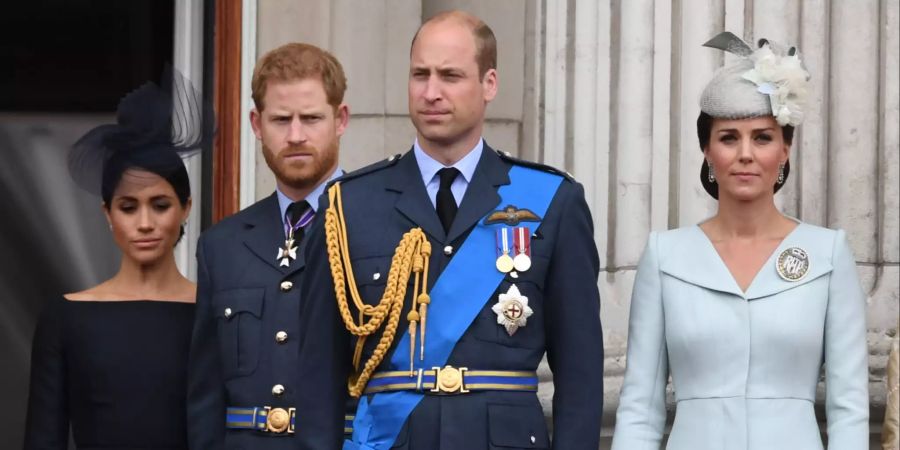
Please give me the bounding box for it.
[492,284,534,336]
[495,226,533,274]
[277,237,298,267]
[276,205,314,267]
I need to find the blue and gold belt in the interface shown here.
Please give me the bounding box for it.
[364,366,539,395]
[225,406,295,434]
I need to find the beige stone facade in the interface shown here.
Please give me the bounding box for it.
[247,0,899,446]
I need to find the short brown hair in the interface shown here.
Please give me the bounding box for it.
[251,43,347,111]
[412,11,497,79]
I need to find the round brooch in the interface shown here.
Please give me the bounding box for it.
[776,247,809,282]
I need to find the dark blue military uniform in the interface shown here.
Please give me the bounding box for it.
[302,144,603,449]
[188,194,349,449]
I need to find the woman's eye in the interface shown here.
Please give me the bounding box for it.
[720,135,736,143]
[755,134,773,142]
[119,205,136,213]
[153,202,172,211]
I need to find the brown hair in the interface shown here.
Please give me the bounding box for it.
[411,10,497,79]
[251,43,347,111]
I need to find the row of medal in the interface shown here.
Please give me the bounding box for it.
[495,226,532,273]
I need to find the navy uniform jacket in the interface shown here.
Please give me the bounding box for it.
[188,194,349,449]
[302,145,603,449]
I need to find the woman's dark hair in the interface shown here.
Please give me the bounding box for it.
[696,111,794,199]
[696,111,795,150]
[101,146,190,242]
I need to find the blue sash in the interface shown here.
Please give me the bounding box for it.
[345,166,563,450]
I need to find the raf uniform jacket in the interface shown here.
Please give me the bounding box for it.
[611,224,869,450]
[302,144,604,450]
[187,194,349,449]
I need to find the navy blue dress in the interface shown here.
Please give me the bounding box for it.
[24,297,194,449]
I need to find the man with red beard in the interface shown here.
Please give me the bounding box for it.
[188,43,350,449]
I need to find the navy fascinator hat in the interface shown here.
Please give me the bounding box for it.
[68,66,214,203]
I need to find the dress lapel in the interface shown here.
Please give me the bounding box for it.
[659,223,835,300]
[743,223,833,300]
[659,226,745,298]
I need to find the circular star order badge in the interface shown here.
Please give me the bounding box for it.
[491,284,534,336]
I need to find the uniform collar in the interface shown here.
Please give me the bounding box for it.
[276,167,342,223]
[413,138,483,187]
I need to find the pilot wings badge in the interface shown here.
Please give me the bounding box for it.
[492,284,534,336]
[484,205,541,226]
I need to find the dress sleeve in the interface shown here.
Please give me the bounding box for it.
[824,229,870,448]
[24,297,69,449]
[611,232,668,450]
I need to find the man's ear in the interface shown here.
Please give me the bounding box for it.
[250,108,262,139]
[335,103,350,137]
[482,68,498,103]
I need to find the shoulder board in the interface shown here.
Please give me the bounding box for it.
[494,149,575,182]
[329,154,402,186]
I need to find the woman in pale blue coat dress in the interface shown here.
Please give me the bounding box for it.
[611,32,870,450]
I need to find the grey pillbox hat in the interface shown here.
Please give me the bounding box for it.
[699,32,773,120]
[700,58,772,120]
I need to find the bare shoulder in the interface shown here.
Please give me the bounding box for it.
[63,282,111,301]
[176,279,197,303]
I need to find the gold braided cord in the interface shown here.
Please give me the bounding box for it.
[325,182,431,397]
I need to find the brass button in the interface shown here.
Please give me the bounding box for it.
[275,331,288,343]
[267,407,290,433]
[224,307,232,318]
[272,384,285,396]
[280,281,293,292]
[443,245,453,256]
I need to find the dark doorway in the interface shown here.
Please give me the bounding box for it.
[0,0,174,112]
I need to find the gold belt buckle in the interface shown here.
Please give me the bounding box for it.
[430,365,469,394]
[264,406,295,434]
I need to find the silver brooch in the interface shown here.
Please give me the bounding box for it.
[776,247,809,282]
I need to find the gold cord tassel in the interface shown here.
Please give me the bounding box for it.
[326,182,433,397]
[406,310,420,375]
[418,294,430,360]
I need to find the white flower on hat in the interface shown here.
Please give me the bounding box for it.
[742,43,810,126]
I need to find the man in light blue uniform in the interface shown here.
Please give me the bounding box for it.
[302,11,604,449]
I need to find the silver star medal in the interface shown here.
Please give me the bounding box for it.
[277,238,298,267]
[492,284,533,336]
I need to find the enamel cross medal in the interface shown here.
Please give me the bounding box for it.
[277,203,314,267]
[277,237,298,267]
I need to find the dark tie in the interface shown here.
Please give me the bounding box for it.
[436,167,460,233]
[285,200,313,241]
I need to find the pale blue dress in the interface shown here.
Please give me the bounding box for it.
[612,223,869,450]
